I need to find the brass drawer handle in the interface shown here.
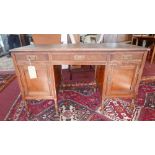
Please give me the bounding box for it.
[26,55,37,61]
[74,55,86,60]
[122,55,132,60]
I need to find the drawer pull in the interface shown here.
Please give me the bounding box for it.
[74,55,85,60]
[26,55,37,61]
[122,55,132,60]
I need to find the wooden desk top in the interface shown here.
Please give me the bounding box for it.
[10,43,149,53]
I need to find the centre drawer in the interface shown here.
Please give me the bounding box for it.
[51,53,107,61]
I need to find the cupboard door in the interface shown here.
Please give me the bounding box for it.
[18,64,52,98]
[106,64,140,96]
[95,65,105,95]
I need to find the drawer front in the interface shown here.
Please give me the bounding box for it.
[111,53,143,61]
[51,54,107,61]
[15,54,49,62]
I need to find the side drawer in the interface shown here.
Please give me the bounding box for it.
[110,53,144,61]
[51,53,107,61]
[15,53,49,62]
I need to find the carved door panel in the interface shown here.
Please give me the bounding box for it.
[18,64,53,98]
[106,63,140,96]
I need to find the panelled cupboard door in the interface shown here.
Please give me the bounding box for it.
[18,64,52,98]
[106,64,140,96]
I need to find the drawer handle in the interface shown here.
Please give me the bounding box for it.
[26,55,37,61]
[122,55,132,60]
[74,55,85,60]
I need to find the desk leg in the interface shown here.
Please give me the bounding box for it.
[130,98,135,111]
[54,98,59,115]
[136,38,138,46]
[100,98,106,112]
[151,45,155,64]
[22,99,30,119]
[69,65,72,80]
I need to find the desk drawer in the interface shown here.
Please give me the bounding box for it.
[111,53,143,61]
[15,54,49,62]
[51,54,107,61]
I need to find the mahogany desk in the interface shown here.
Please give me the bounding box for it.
[11,43,149,114]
